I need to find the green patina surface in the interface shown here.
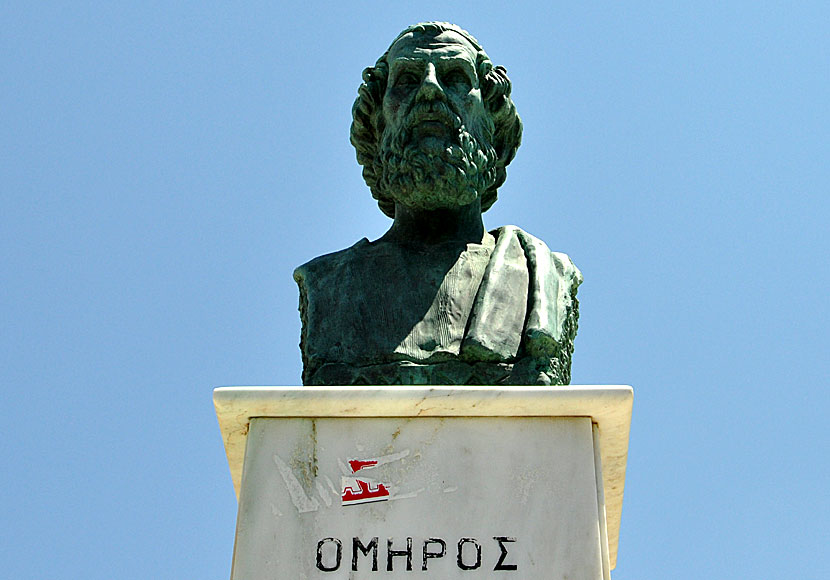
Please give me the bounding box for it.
[295,23,581,386]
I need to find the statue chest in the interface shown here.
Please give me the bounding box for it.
[298,242,492,368]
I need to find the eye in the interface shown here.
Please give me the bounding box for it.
[394,72,419,87]
[442,69,472,90]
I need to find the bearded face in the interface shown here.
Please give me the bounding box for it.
[378,30,498,212]
[379,101,497,211]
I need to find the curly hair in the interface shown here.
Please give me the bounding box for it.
[350,22,523,218]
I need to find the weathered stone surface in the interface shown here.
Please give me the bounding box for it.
[295,23,581,385]
[214,386,634,575]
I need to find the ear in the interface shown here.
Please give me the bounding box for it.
[482,66,513,117]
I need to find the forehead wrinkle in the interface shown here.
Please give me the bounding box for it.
[391,55,473,64]
[391,51,476,65]
[389,33,478,58]
[412,46,474,57]
[435,55,476,68]
[389,54,477,77]
[414,41,473,48]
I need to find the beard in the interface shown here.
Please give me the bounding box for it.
[378,102,497,211]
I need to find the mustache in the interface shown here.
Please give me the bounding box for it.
[402,101,462,132]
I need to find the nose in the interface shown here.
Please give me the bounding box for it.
[415,63,445,102]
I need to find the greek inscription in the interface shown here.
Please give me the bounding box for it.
[457,538,482,570]
[316,536,517,572]
[352,536,378,571]
[493,537,518,571]
[316,538,342,572]
[387,537,413,571]
[422,538,446,570]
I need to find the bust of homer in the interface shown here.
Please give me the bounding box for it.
[294,22,582,386]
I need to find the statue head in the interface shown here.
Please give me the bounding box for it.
[351,22,523,218]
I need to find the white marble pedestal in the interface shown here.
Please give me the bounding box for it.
[214,386,632,580]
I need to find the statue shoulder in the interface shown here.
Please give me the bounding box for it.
[491,225,582,286]
[293,238,371,286]
[488,225,582,384]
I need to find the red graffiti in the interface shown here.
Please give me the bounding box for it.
[348,459,378,473]
[341,479,390,505]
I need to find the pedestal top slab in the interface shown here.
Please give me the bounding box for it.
[213,385,632,567]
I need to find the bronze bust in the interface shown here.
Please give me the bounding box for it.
[295,23,581,386]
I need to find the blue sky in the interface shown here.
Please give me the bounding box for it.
[2,1,828,578]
